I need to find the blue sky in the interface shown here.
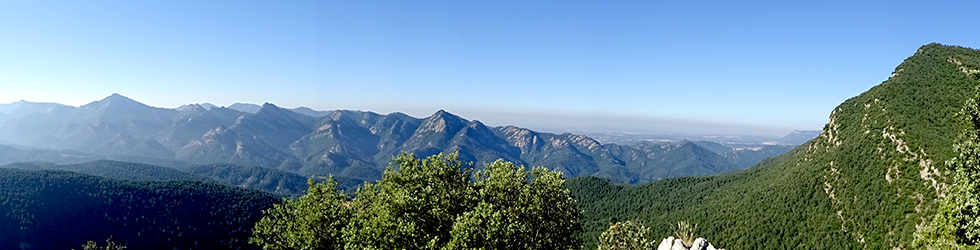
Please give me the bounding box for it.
[2,1,978,135]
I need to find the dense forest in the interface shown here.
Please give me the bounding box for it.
[0,168,277,250]
[0,160,346,197]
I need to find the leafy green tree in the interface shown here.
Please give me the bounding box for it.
[916,89,980,250]
[250,153,583,250]
[250,176,351,250]
[596,221,652,250]
[342,153,478,250]
[445,160,582,250]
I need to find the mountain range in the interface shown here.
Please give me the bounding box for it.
[0,95,802,185]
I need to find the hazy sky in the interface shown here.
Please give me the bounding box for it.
[2,1,978,135]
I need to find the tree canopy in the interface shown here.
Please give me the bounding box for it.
[251,153,582,250]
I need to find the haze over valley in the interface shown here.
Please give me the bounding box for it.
[0,94,809,187]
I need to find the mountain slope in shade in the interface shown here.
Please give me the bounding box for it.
[2,160,206,182]
[0,168,276,250]
[0,159,331,197]
[567,43,980,249]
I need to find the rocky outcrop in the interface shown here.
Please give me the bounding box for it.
[656,237,723,250]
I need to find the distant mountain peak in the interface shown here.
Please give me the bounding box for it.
[429,109,464,121]
[104,93,133,102]
[228,103,262,114]
[256,103,289,116]
[774,130,821,145]
[82,93,149,110]
[419,110,467,133]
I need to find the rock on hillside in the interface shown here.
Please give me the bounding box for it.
[656,237,724,250]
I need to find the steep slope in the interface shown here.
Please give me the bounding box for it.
[399,110,470,156]
[567,43,980,249]
[369,112,422,161]
[154,105,245,150]
[290,110,384,178]
[176,126,302,171]
[0,168,277,250]
[57,93,177,157]
[496,126,623,182]
[443,120,523,168]
[229,103,317,150]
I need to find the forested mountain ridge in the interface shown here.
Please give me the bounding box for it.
[0,160,331,197]
[567,43,980,249]
[0,97,792,185]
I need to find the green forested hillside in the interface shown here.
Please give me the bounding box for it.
[3,159,206,181]
[0,168,278,250]
[567,43,980,249]
[1,160,336,197]
[183,163,366,196]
